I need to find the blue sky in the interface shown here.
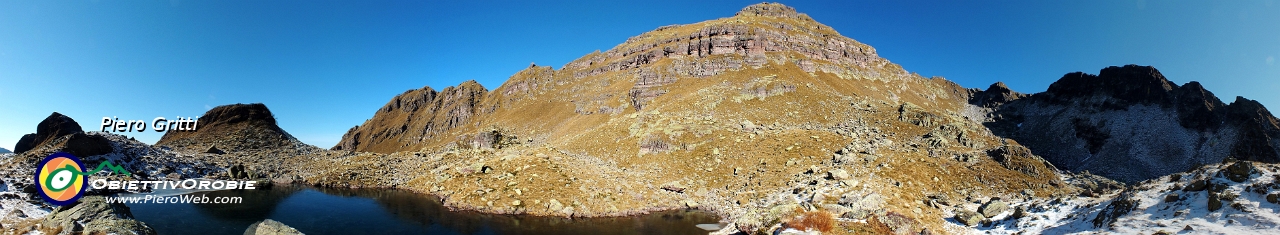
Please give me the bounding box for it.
[1,0,1277,150]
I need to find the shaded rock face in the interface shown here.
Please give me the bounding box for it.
[157,103,297,151]
[14,112,83,154]
[39,196,157,235]
[332,81,489,153]
[986,65,1280,183]
[53,133,115,157]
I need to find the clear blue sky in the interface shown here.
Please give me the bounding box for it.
[2,0,1277,150]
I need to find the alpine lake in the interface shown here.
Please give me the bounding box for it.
[121,184,721,235]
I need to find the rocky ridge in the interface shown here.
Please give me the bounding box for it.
[980,65,1280,183]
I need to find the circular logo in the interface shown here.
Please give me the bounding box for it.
[34,152,87,206]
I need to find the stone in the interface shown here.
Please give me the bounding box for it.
[953,209,984,226]
[1011,206,1027,219]
[1184,180,1208,191]
[205,145,226,154]
[661,181,687,193]
[548,199,564,212]
[979,199,1009,218]
[1224,161,1257,183]
[1208,193,1223,211]
[683,199,699,208]
[244,219,305,235]
[1092,192,1139,228]
[40,196,157,235]
[511,200,522,206]
[1267,193,1279,204]
[827,169,850,180]
[1164,193,1180,202]
[838,191,884,220]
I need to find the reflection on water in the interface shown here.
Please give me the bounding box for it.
[125,185,720,235]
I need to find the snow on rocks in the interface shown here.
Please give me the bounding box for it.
[952,160,1280,234]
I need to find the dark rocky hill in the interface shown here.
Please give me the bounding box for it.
[157,103,298,151]
[982,65,1280,183]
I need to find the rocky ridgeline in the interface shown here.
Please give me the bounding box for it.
[332,81,488,153]
[981,65,1280,183]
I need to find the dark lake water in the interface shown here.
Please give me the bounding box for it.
[123,185,720,235]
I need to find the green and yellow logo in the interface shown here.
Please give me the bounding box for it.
[34,152,131,206]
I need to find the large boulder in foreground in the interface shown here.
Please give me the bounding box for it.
[244,219,305,235]
[157,103,297,151]
[14,112,83,154]
[39,196,157,235]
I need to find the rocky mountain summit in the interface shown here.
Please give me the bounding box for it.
[980,65,1280,183]
[328,2,1075,234]
[157,103,300,152]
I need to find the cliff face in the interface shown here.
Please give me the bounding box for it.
[331,81,488,153]
[335,3,979,155]
[157,103,297,151]
[984,65,1280,183]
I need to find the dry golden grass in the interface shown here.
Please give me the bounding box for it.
[783,209,836,233]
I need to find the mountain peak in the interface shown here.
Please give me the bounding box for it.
[157,103,295,151]
[735,2,806,19]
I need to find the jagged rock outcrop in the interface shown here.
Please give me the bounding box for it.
[986,65,1280,183]
[332,81,489,153]
[968,82,1025,108]
[157,103,297,151]
[14,112,83,154]
[10,112,114,157]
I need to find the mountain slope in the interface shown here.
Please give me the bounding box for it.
[332,3,1071,234]
[981,65,1280,183]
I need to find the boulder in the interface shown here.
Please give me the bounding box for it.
[1207,193,1223,211]
[661,181,687,193]
[827,169,850,180]
[39,196,157,235]
[979,199,1009,218]
[1183,180,1208,192]
[244,219,305,235]
[1223,161,1257,183]
[205,145,226,154]
[953,209,984,227]
[837,191,884,220]
[1092,192,1139,228]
